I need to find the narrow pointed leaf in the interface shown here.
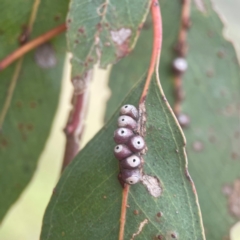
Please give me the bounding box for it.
[66,0,151,78]
[41,74,205,239]
[0,0,68,220]
[182,1,240,239]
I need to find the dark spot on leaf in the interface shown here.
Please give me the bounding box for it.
[27,123,34,131]
[54,15,60,21]
[217,50,225,58]
[88,57,94,62]
[75,39,79,44]
[207,30,214,38]
[234,131,240,138]
[208,135,216,143]
[67,19,72,24]
[96,23,102,30]
[231,152,239,160]
[156,212,162,218]
[23,164,30,173]
[35,43,57,69]
[78,27,85,34]
[30,101,37,109]
[16,100,23,108]
[18,123,24,131]
[206,69,214,78]
[18,25,29,46]
[171,233,177,238]
[192,141,204,152]
[133,210,139,215]
[1,138,8,147]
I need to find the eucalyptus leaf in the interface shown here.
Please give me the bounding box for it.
[41,73,205,239]
[0,0,68,220]
[66,0,151,78]
[183,1,240,239]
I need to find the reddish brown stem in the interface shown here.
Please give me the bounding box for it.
[173,0,191,115]
[139,0,162,103]
[61,71,92,172]
[0,24,66,71]
[119,1,163,239]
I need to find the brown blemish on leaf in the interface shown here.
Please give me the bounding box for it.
[1,138,8,147]
[208,135,216,143]
[234,131,240,139]
[16,100,23,108]
[192,141,204,152]
[217,50,225,58]
[18,25,30,46]
[78,27,85,34]
[206,69,214,78]
[18,123,24,131]
[133,210,139,215]
[110,28,132,58]
[171,232,177,238]
[54,15,60,21]
[30,101,37,109]
[141,175,162,198]
[130,219,148,240]
[26,123,34,131]
[156,212,162,218]
[224,179,240,218]
[231,152,239,160]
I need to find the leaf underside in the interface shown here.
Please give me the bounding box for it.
[40,74,205,239]
[0,0,68,220]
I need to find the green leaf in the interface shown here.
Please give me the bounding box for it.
[182,1,240,239]
[0,0,68,220]
[40,74,205,239]
[66,0,151,78]
[105,0,181,121]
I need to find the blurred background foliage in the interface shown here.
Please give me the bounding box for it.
[0,0,240,239]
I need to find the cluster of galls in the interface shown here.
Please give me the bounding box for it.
[113,104,146,186]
